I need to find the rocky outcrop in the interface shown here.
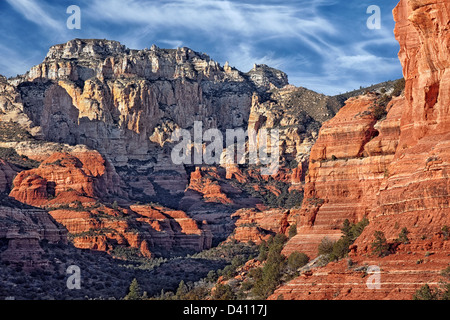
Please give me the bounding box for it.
[48,203,212,257]
[228,208,290,244]
[18,39,267,163]
[0,39,293,208]
[9,151,125,206]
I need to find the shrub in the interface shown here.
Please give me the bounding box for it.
[371,94,392,120]
[212,284,236,300]
[413,284,439,300]
[318,237,335,256]
[287,252,309,270]
[442,225,449,240]
[288,223,297,239]
[391,78,405,97]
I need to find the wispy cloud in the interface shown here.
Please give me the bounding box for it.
[85,0,336,41]
[6,0,62,31]
[0,0,403,95]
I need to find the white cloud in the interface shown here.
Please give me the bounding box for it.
[158,39,184,49]
[6,0,62,31]
[86,0,336,41]
[335,55,399,73]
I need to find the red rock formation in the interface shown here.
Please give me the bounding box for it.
[9,151,124,206]
[277,0,450,299]
[187,167,233,205]
[228,208,290,244]
[283,95,395,257]
[46,202,212,257]
[131,204,213,252]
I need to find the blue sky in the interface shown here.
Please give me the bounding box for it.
[0,0,402,95]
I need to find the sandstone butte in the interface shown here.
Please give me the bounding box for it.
[272,0,450,300]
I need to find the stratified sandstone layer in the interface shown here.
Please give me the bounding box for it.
[276,0,450,300]
[0,194,67,269]
[10,151,124,206]
[283,94,398,257]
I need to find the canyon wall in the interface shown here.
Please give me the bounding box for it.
[275,0,450,300]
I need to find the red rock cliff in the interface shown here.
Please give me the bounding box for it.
[277,0,450,300]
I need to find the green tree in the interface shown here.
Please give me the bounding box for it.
[371,231,389,257]
[288,223,297,239]
[348,217,369,241]
[413,284,439,300]
[258,240,269,261]
[341,219,352,238]
[175,280,188,299]
[124,278,142,300]
[318,237,335,256]
[206,270,217,283]
[111,200,119,210]
[287,251,309,270]
[396,227,410,244]
[212,284,236,300]
[328,237,352,262]
[252,234,288,299]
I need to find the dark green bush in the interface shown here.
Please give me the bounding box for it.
[392,78,405,97]
[318,237,335,256]
[371,231,389,257]
[396,227,410,244]
[287,251,309,270]
[288,223,297,238]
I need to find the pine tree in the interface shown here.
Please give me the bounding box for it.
[371,231,389,257]
[396,227,410,244]
[413,284,438,300]
[175,280,188,299]
[124,278,141,300]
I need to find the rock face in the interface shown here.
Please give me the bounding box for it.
[0,194,67,269]
[47,203,212,257]
[278,0,450,299]
[19,39,282,162]
[10,151,124,206]
[0,39,297,208]
[0,160,20,193]
[228,208,290,244]
[7,150,213,258]
[283,94,400,257]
